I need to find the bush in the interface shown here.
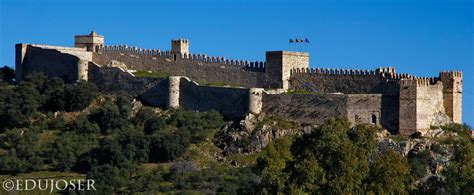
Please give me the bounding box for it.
[148,130,190,162]
[168,110,224,143]
[66,114,100,134]
[144,116,166,135]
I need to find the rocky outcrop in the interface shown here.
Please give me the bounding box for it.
[215,113,312,155]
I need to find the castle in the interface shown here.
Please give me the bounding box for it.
[15,31,463,135]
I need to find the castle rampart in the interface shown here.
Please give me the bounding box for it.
[15,31,463,135]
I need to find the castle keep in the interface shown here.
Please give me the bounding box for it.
[15,31,463,135]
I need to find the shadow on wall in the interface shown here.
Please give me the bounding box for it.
[21,46,81,82]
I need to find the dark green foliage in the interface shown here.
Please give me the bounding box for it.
[133,107,156,126]
[144,116,166,135]
[408,149,431,179]
[76,126,149,172]
[168,110,224,143]
[0,66,15,83]
[148,130,191,162]
[46,131,98,171]
[127,167,164,192]
[165,165,258,194]
[87,164,133,194]
[66,114,100,134]
[365,150,411,194]
[89,99,129,134]
[0,128,43,173]
[64,81,97,111]
[444,140,474,194]
[256,118,415,194]
[348,124,378,155]
[0,82,41,131]
[255,137,294,193]
[289,118,368,194]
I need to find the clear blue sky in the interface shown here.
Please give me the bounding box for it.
[1,0,473,125]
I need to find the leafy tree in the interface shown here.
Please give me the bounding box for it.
[47,131,98,171]
[89,99,129,134]
[148,130,191,162]
[144,116,166,135]
[0,83,41,130]
[348,124,378,155]
[42,77,66,111]
[255,137,294,193]
[168,110,224,143]
[365,150,411,194]
[0,65,15,83]
[66,113,100,134]
[0,128,43,173]
[64,81,97,111]
[133,107,157,126]
[444,140,474,194]
[290,118,368,194]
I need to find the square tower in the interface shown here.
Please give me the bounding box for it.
[171,39,189,56]
[265,51,309,89]
[74,31,104,52]
[439,71,463,124]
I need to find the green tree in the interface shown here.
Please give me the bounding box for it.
[148,130,191,162]
[144,116,166,135]
[168,110,224,143]
[289,118,369,194]
[348,124,378,155]
[47,131,99,171]
[0,65,15,83]
[66,113,100,134]
[89,99,129,134]
[444,140,474,194]
[64,81,97,111]
[255,137,294,193]
[365,150,411,194]
[0,128,43,173]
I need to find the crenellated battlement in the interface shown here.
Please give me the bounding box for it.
[291,66,441,86]
[97,45,266,71]
[439,70,463,79]
[15,31,464,136]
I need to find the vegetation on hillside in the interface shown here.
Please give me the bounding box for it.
[0,67,472,194]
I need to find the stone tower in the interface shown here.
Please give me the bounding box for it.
[265,51,309,89]
[440,71,463,123]
[74,31,104,52]
[171,39,189,57]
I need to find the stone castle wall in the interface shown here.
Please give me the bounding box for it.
[87,63,166,96]
[262,93,389,129]
[289,67,400,95]
[262,94,348,124]
[15,44,92,82]
[93,46,267,88]
[179,77,251,119]
[14,34,463,135]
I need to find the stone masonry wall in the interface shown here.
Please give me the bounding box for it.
[15,44,92,82]
[416,82,445,131]
[93,49,267,88]
[179,77,250,119]
[262,93,348,124]
[289,68,400,95]
[88,63,166,97]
